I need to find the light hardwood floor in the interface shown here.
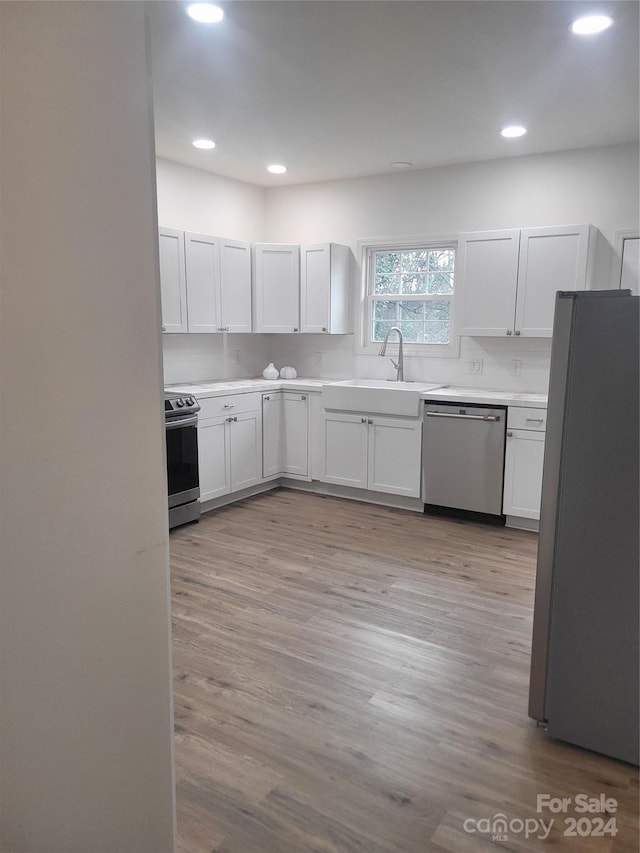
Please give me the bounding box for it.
[170,489,639,852]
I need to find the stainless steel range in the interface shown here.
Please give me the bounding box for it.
[165,392,201,529]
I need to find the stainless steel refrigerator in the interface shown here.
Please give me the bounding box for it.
[529,290,639,765]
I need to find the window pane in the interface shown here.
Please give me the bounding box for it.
[375,252,401,275]
[372,320,396,342]
[374,274,401,294]
[399,300,425,320]
[427,272,454,294]
[398,321,424,342]
[424,300,450,321]
[428,249,455,272]
[373,300,399,320]
[401,273,427,294]
[401,250,429,273]
[424,321,450,343]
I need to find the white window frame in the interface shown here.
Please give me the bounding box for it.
[355,234,460,358]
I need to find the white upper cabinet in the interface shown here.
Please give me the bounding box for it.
[254,243,300,333]
[457,229,520,337]
[158,227,188,332]
[458,224,603,338]
[218,238,252,332]
[185,232,221,333]
[300,243,352,334]
[160,229,252,333]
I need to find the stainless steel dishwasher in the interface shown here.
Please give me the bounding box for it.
[422,403,507,518]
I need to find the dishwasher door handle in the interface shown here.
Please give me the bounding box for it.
[426,411,500,422]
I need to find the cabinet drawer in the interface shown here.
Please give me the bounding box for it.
[508,407,547,432]
[199,392,261,421]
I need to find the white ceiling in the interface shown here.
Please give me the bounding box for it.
[148,1,640,187]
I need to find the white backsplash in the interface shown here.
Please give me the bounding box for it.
[163,332,551,393]
[162,333,269,385]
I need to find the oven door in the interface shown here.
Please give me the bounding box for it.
[166,415,200,508]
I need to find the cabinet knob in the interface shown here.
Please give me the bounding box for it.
[161,325,167,332]
[322,327,327,332]
[368,418,373,425]
[507,431,513,437]
[301,395,307,400]
[506,330,513,336]
[361,417,367,423]
[264,395,270,401]
[515,330,521,336]
[293,328,299,332]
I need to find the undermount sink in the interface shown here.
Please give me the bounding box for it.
[323,379,443,417]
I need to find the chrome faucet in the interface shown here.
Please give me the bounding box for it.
[379,326,404,381]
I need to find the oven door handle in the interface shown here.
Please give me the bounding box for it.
[166,415,198,430]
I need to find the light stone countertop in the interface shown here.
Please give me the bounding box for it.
[166,378,547,408]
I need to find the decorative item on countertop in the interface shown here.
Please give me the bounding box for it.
[262,362,279,380]
[280,366,297,380]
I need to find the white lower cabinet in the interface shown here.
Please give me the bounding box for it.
[321,412,422,498]
[503,407,547,521]
[262,391,309,479]
[198,394,262,501]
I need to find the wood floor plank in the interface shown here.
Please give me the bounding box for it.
[170,489,639,852]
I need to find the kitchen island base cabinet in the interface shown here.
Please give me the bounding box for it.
[321,413,422,498]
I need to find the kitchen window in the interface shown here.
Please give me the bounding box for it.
[358,237,459,357]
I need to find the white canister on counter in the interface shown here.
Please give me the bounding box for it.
[262,362,279,380]
[280,366,297,380]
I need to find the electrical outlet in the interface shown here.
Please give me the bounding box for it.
[511,359,522,376]
[468,359,483,375]
[316,351,323,368]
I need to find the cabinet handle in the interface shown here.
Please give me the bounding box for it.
[367,418,373,425]
[293,328,299,332]
[361,417,367,423]
[234,416,238,422]
[525,417,544,424]
[322,327,327,332]
[301,395,307,400]
[515,330,521,336]
[161,324,167,332]
[507,431,513,437]
[264,395,270,401]
[506,330,513,336]
[223,403,236,409]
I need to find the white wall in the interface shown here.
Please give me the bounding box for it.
[0,4,175,851]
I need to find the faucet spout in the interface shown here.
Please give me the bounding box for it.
[379,326,404,381]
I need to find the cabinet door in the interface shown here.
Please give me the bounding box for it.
[282,392,309,477]
[219,238,252,332]
[300,244,330,333]
[368,417,422,497]
[321,413,368,488]
[515,225,590,337]
[262,392,283,478]
[158,227,188,332]
[185,232,220,333]
[254,244,300,333]
[457,230,520,336]
[230,411,263,492]
[198,418,231,501]
[503,429,545,519]
[308,392,324,481]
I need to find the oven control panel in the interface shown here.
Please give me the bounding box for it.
[164,394,201,418]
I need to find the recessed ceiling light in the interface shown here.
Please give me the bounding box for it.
[390,161,413,169]
[186,4,224,24]
[501,125,527,138]
[570,15,613,35]
[267,164,287,174]
[192,138,216,150]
